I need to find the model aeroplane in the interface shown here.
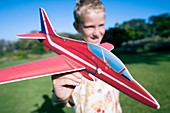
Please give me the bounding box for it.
[0,8,160,109]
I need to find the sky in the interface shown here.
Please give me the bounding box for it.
[0,0,169,41]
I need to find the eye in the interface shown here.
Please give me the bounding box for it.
[84,25,94,29]
[99,24,104,27]
[98,24,104,28]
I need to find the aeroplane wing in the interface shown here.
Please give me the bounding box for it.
[99,42,114,51]
[17,32,46,39]
[0,55,85,84]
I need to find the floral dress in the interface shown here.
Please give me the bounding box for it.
[72,74,122,113]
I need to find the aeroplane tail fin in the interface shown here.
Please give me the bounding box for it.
[17,8,58,40]
[39,8,57,36]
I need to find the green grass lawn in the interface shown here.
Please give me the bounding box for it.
[117,51,170,113]
[0,51,169,113]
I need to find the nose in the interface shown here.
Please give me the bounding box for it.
[93,27,100,37]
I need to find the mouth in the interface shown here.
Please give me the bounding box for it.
[90,36,101,43]
[91,36,99,40]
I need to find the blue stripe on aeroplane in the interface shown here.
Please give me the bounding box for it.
[39,8,46,34]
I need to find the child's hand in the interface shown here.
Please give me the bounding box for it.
[52,72,82,102]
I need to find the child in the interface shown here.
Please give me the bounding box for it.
[52,0,122,113]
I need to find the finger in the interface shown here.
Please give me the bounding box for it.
[62,77,81,86]
[66,72,82,83]
[52,72,82,80]
[53,72,82,84]
[54,78,80,87]
[72,72,82,79]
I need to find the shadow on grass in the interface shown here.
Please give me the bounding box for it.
[31,95,65,113]
[114,51,170,65]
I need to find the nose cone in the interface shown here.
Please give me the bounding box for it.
[119,70,160,109]
[127,79,160,109]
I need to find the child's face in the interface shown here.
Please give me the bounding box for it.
[76,11,105,44]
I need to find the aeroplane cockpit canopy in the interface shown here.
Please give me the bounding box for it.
[88,43,133,81]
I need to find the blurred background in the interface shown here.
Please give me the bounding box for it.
[0,0,170,113]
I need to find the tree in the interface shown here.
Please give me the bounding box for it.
[118,19,148,39]
[149,13,170,38]
[102,28,130,47]
[0,39,15,56]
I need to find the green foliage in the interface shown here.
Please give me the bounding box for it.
[149,13,170,37]
[102,28,130,47]
[102,13,170,50]
[15,50,28,59]
[121,37,170,53]
[119,19,148,39]
[31,40,47,54]
[15,39,46,54]
[0,39,15,56]
[59,33,82,40]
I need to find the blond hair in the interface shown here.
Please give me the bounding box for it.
[74,0,106,24]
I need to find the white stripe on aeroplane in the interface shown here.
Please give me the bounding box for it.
[18,36,46,39]
[41,8,159,108]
